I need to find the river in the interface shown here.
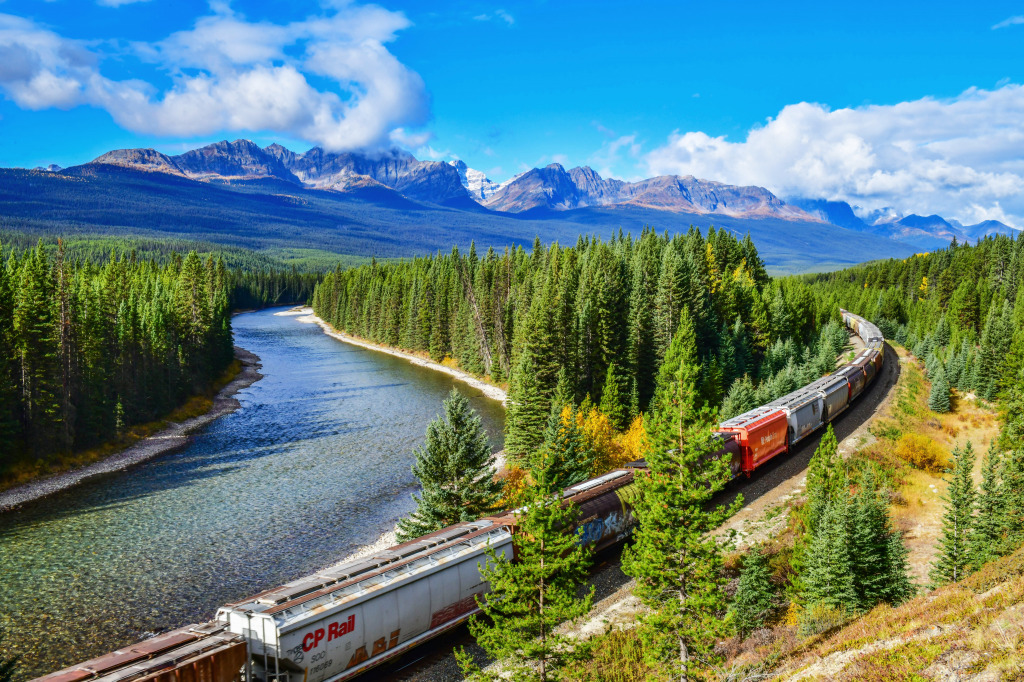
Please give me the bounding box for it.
[0,307,506,681]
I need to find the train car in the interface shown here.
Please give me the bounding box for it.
[769,388,825,447]
[217,519,513,682]
[811,374,851,421]
[501,468,639,552]
[836,364,867,400]
[853,349,877,385]
[37,622,246,682]
[718,406,789,474]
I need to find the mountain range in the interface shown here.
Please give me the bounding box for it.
[5,139,1012,272]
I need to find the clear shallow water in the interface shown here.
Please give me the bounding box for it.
[0,308,505,681]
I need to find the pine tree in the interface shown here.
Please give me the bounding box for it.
[536,406,594,489]
[928,365,952,413]
[731,545,775,639]
[457,465,594,682]
[504,353,549,464]
[396,389,503,542]
[805,425,843,534]
[621,307,740,681]
[802,497,857,612]
[848,467,890,610]
[598,361,629,430]
[930,442,977,585]
[883,527,915,606]
[0,249,21,458]
[969,442,1004,570]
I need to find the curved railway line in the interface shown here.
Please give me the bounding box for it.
[36,311,894,682]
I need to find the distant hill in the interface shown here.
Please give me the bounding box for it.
[790,198,1020,251]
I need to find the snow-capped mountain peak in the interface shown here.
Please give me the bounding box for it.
[448,159,503,201]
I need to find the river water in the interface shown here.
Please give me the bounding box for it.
[0,308,506,681]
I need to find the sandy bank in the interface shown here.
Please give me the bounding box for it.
[0,347,263,513]
[280,306,508,404]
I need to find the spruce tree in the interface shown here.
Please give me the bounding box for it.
[848,467,890,609]
[802,497,857,612]
[930,442,977,585]
[457,464,594,682]
[621,308,740,681]
[598,361,629,430]
[396,389,503,542]
[969,442,1004,570]
[536,406,594,489]
[731,545,775,639]
[805,424,843,534]
[504,353,549,464]
[928,365,952,413]
[997,439,1024,554]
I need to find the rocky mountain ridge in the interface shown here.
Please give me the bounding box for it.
[790,198,1018,251]
[88,140,819,222]
[85,140,1017,245]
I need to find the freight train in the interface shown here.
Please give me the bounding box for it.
[37,310,884,682]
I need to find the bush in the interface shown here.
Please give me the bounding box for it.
[894,433,948,472]
[570,629,652,682]
[797,602,850,638]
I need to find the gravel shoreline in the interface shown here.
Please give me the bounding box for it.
[0,346,263,513]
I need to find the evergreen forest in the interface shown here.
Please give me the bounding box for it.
[310,228,848,465]
[0,239,319,474]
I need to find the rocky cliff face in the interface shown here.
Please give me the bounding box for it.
[92,148,186,176]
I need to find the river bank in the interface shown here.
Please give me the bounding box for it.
[0,347,263,513]
[280,307,509,404]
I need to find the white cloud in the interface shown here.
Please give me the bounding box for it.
[473,9,514,26]
[645,85,1024,228]
[97,0,152,7]
[992,15,1024,29]
[590,133,642,179]
[0,4,429,152]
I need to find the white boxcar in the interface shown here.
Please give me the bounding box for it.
[217,520,512,682]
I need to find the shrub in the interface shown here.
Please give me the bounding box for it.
[570,629,653,682]
[798,602,850,638]
[894,433,948,472]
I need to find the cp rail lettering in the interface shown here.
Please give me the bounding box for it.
[303,614,356,651]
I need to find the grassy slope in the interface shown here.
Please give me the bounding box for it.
[0,166,915,274]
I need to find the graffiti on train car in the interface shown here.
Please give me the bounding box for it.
[577,510,632,547]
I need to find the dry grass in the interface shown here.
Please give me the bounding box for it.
[0,359,241,493]
[716,343,1017,680]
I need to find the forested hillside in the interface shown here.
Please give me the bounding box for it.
[311,228,844,463]
[0,239,319,475]
[808,233,1024,423]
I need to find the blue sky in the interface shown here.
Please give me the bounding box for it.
[1,1,1023,225]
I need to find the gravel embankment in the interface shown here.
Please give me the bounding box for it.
[0,347,263,512]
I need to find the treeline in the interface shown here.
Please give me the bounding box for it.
[0,241,235,466]
[312,228,842,462]
[807,233,1024,420]
[0,234,321,311]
